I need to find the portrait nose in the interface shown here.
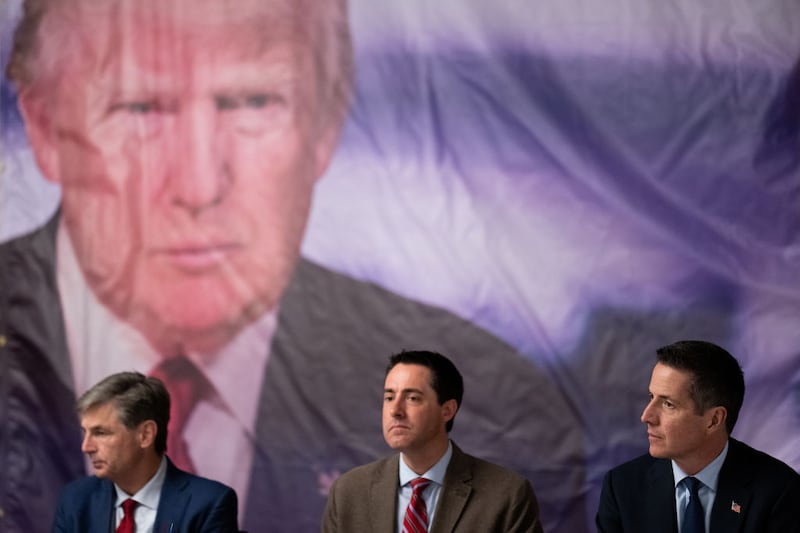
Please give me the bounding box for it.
[170,102,232,216]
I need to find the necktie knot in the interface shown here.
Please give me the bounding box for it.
[410,477,431,494]
[116,498,138,533]
[685,476,702,494]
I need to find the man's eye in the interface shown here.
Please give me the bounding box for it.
[111,101,162,114]
[216,94,277,111]
[384,396,393,402]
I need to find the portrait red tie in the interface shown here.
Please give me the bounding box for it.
[148,355,210,473]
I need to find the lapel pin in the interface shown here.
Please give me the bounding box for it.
[730,500,741,514]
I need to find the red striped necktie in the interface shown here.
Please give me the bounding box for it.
[402,477,432,533]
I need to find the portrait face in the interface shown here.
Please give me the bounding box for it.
[19,0,342,355]
[640,363,717,470]
[382,363,456,456]
[80,402,150,486]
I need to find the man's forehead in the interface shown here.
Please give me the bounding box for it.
[81,402,119,424]
[45,0,307,55]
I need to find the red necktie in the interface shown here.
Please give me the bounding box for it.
[149,356,210,473]
[116,498,137,533]
[402,477,432,533]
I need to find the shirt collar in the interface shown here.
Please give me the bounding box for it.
[672,439,729,491]
[115,455,168,510]
[399,440,453,487]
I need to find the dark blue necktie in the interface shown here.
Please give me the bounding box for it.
[682,476,705,533]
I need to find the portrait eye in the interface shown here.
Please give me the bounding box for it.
[245,94,272,108]
[110,100,163,115]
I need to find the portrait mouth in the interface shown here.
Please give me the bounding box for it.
[156,243,241,272]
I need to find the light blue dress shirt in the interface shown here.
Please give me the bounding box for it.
[672,441,729,533]
[396,441,453,533]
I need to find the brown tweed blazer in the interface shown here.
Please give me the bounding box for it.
[322,442,543,533]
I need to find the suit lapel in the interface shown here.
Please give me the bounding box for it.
[429,444,472,533]
[710,440,750,533]
[643,459,679,533]
[90,481,116,533]
[154,460,191,532]
[370,457,401,533]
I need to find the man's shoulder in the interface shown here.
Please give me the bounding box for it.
[727,438,800,481]
[58,474,112,502]
[605,452,663,481]
[333,454,397,488]
[457,448,532,486]
[166,459,236,495]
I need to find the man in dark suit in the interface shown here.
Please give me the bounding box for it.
[322,350,544,533]
[596,340,800,533]
[52,371,239,532]
[0,0,587,531]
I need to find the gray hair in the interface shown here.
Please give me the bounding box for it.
[77,371,170,455]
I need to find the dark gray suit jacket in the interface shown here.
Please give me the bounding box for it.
[596,438,800,533]
[51,458,239,533]
[0,214,587,532]
[321,442,543,533]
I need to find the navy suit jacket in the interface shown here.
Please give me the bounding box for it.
[51,458,239,533]
[596,438,800,533]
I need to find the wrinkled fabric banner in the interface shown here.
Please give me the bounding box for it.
[2,0,799,532]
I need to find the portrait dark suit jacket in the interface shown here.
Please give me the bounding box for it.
[0,214,587,533]
[321,441,543,533]
[51,458,239,532]
[596,437,800,533]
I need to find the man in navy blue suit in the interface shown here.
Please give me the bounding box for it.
[52,371,239,532]
[596,340,800,533]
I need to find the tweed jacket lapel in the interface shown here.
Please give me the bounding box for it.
[369,456,402,533]
[429,444,472,533]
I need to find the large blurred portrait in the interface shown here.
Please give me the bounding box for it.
[1,0,799,532]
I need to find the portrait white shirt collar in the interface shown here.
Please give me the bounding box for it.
[114,455,168,531]
[672,440,729,533]
[56,222,274,513]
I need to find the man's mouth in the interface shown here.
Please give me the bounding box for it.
[156,243,240,271]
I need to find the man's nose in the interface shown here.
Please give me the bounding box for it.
[170,102,232,216]
[81,434,95,453]
[641,401,655,424]
[389,399,404,418]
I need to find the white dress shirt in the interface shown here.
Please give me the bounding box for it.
[114,456,168,532]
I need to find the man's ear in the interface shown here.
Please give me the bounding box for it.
[312,118,344,183]
[137,420,158,449]
[441,399,458,423]
[707,406,727,433]
[17,87,62,184]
